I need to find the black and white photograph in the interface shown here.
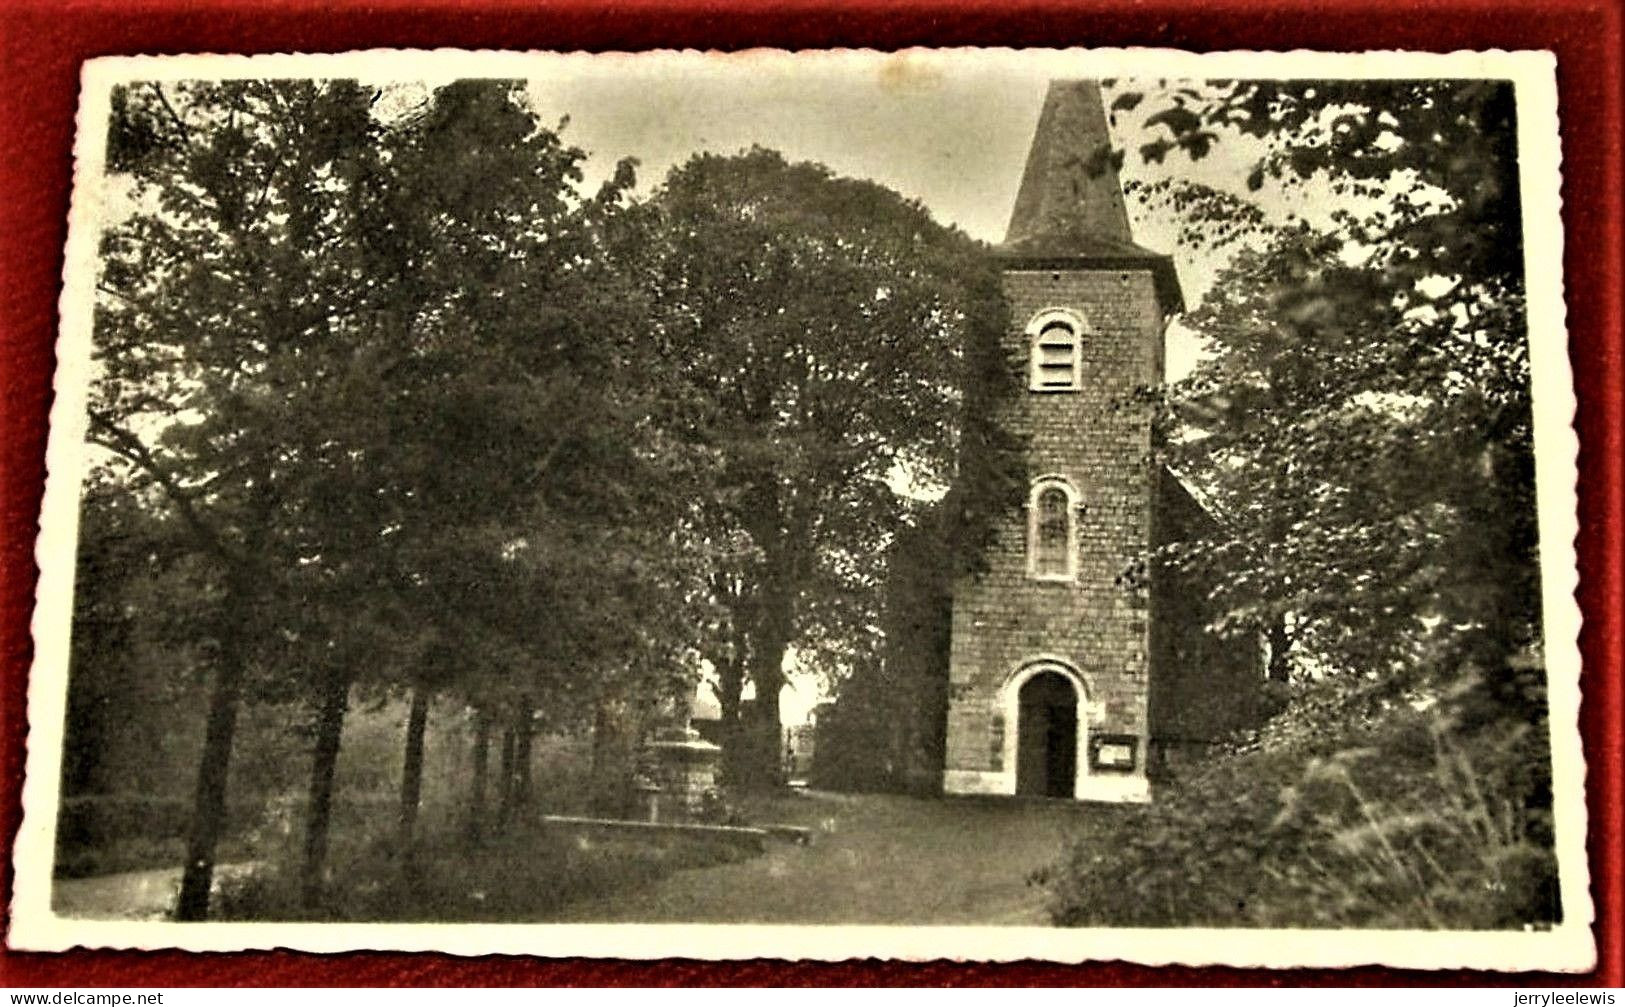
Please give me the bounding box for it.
[9,48,1590,968]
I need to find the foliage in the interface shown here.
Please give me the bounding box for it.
[1032,667,1558,929]
[53,794,191,871]
[81,77,723,911]
[97,75,632,696]
[213,801,756,923]
[1115,79,1520,279]
[635,148,1013,785]
[810,505,953,795]
[61,478,205,797]
[1106,79,1539,683]
[52,793,272,879]
[350,81,718,726]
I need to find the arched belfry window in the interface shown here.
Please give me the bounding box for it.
[1028,476,1079,580]
[1028,308,1085,391]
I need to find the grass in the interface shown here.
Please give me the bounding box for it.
[552,789,1126,925]
[58,784,1129,925]
[1030,670,1560,930]
[213,805,760,923]
[52,793,259,879]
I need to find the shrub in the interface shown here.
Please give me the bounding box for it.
[53,794,192,878]
[54,789,297,879]
[56,793,192,850]
[1032,669,1558,930]
[1259,718,1557,928]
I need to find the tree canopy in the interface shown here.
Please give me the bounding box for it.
[634,148,1013,785]
[90,78,717,914]
[79,76,1024,919]
[1110,79,1539,683]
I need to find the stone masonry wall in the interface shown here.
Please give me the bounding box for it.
[945,266,1162,788]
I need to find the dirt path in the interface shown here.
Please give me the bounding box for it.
[553,790,1116,926]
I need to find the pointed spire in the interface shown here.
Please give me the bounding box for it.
[999,79,1184,313]
[1003,80,1134,251]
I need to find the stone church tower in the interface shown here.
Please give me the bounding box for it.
[942,80,1247,803]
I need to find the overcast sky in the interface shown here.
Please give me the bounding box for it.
[511,52,1295,394]
[526,59,1052,246]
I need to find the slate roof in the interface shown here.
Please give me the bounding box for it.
[997,80,1185,313]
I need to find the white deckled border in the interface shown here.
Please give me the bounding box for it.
[11,46,1591,972]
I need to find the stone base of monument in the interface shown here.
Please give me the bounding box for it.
[636,728,725,824]
[539,725,816,849]
[546,724,819,851]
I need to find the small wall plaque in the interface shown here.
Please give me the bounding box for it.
[1089,733,1139,772]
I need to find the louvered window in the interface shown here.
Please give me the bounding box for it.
[1030,318,1081,390]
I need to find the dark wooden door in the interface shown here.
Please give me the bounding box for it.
[1016,671,1078,797]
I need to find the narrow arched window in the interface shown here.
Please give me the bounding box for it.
[1028,478,1077,580]
[1028,310,1084,391]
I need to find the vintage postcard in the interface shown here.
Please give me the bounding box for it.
[10,46,1592,970]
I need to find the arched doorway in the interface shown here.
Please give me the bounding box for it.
[1016,670,1079,797]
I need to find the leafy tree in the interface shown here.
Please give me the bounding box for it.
[1109,79,1538,684]
[635,149,1011,787]
[91,76,715,914]
[96,78,395,917]
[309,80,657,851]
[1025,78,1554,937]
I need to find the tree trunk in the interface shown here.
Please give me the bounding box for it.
[715,653,745,787]
[175,581,252,921]
[732,466,793,793]
[590,700,616,817]
[496,722,517,830]
[300,670,350,908]
[745,661,786,791]
[739,596,792,792]
[590,701,611,813]
[1266,618,1292,683]
[511,700,533,813]
[466,707,494,844]
[397,682,431,848]
[590,697,636,817]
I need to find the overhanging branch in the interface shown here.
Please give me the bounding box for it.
[87,409,246,569]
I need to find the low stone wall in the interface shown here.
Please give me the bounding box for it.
[539,815,814,852]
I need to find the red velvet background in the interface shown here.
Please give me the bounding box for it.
[0,0,1619,986]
